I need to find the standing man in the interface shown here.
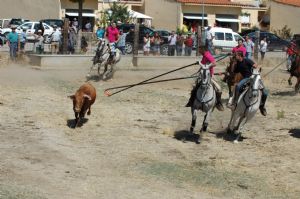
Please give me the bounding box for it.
[50,25,61,54]
[117,29,129,55]
[206,25,214,55]
[243,35,254,59]
[184,33,193,56]
[259,37,268,62]
[106,22,119,61]
[7,25,18,61]
[20,27,27,53]
[176,33,184,56]
[168,31,176,56]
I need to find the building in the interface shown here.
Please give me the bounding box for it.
[269,0,300,34]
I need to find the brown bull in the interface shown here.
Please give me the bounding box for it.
[68,83,96,127]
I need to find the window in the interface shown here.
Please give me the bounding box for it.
[225,33,233,41]
[20,22,32,30]
[215,32,224,40]
[234,34,242,42]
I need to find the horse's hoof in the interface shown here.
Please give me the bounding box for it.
[233,140,239,144]
[86,74,91,78]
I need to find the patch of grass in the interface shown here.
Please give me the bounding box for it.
[0,184,46,199]
[138,160,290,199]
[277,110,285,120]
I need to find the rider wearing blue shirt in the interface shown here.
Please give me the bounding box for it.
[96,26,105,39]
[228,51,268,116]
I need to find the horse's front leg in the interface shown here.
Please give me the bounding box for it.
[190,108,197,134]
[233,116,247,143]
[227,109,239,135]
[97,63,101,76]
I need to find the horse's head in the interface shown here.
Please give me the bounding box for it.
[97,39,106,53]
[199,63,211,87]
[249,69,261,98]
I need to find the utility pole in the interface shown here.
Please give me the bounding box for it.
[132,23,139,67]
[197,0,205,56]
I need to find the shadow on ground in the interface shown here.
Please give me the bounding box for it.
[272,90,295,96]
[67,118,89,128]
[210,129,247,142]
[173,130,200,144]
[289,128,300,138]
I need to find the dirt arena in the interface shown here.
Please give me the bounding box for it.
[0,52,299,199]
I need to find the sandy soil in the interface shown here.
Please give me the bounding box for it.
[0,52,299,199]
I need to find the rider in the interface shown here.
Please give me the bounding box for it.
[232,39,246,57]
[227,51,268,116]
[186,45,224,111]
[106,22,119,63]
[286,40,298,85]
[286,40,297,71]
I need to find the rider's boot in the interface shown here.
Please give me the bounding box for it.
[215,91,224,111]
[259,91,268,116]
[185,87,197,107]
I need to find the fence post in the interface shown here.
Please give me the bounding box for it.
[254,30,260,61]
[62,18,69,54]
[132,23,139,67]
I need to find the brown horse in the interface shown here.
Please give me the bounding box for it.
[288,54,300,93]
[223,56,243,97]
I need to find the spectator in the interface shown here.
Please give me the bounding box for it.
[176,33,184,56]
[184,33,193,56]
[85,21,92,32]
[73,18,78,30]
[81,36,88,53]
[68,27,77,54]
[35,21,45,35]
[243,35,254,59]
[34,30,44,54]
[168,31,176,56]
[7,25,18,61]
[151,32,161,56]
[259,37,268,62]
[117,29,129,55]
[50,25,61,54]
[206,25,214,55]
[143,32,151,56]
[20,27,27,53]
[96,26,105,40]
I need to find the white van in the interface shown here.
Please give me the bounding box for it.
[210,27,244,51]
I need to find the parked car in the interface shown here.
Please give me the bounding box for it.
[0,33,7,46]
[1,21,54,42]
[0,19,11,29]
[245,31,290,51]
[117,24,169,55]
[210,27,244,51]
[40,19,64,29]
[154,29,170,38]
[9,18,30,26]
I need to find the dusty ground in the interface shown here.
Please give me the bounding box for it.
[0,52,299,199]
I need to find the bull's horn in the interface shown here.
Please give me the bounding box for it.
[83,94,92,100]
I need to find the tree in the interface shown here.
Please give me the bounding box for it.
[69,0,84,30]
[102,2,132,25]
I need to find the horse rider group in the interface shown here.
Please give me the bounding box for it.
[186,39,268,116]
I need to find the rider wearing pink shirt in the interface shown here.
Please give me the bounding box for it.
[232,39,246,56]
[186,45,224,111]
[106,22,119,61]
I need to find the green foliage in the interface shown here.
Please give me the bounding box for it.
[272,25,293,40]
[277,110,285,120]
[101,2,132,26]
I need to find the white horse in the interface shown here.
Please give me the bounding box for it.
[87,39,121,80]
[227,69,262,143]
[190,64,217,142]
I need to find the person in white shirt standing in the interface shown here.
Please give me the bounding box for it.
[259,37,268,62]
[168,31,177,56]
[50,25,61,54]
